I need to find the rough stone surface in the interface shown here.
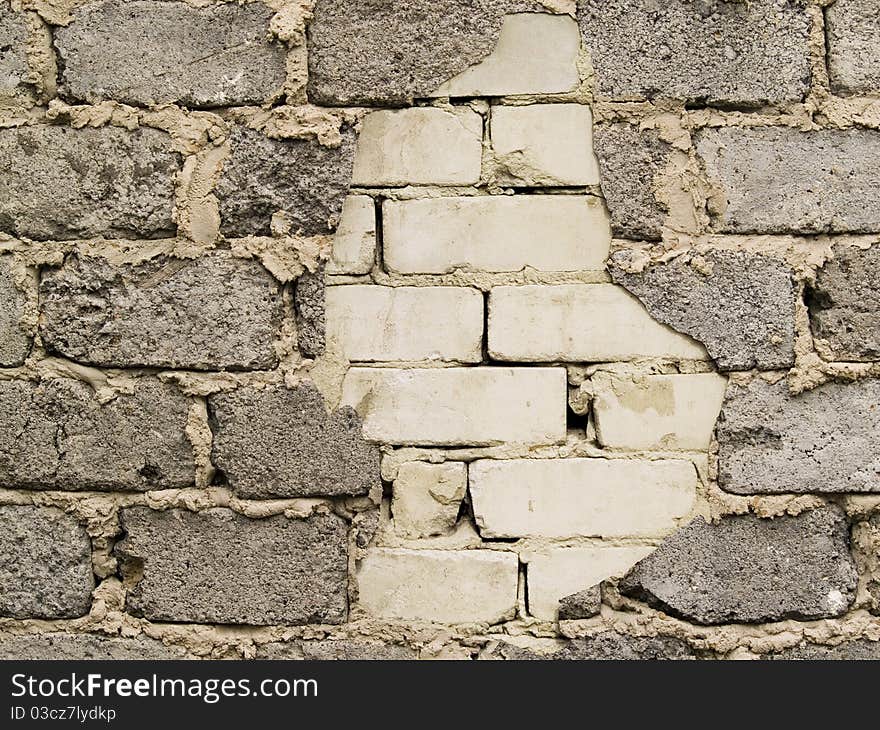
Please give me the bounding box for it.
[809,245,880,362]
[40,254,283,370]
[0,633,188,660]
[592,123,671,240]
[763,640,880,660]
[717,378,880,494]
[294,267,325,358]
[0,125,179,240]
[578,0,811,104]
[217,126,356,237]
[0,4,30,100]
[117,507,349,625]
[697,127,880,234]
[391,461,467,538]
[307,0,541,105]
[56,1,286,107]
[619,509,858,625]
[492,633,697,660]
[0,254,29,366]
[0,378,193,491]
[0,506,94,619]
[558,586,602,621]
[209,382,379,499]
[257,639,416,660]
[610,250,796,370]
[826,0,880,96]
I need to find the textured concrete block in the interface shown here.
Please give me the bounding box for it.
[56,1,286,107]
[470,458,696,538]
[118,507,349,625]
[0,633,188,660]
[0,126,179,240]
[492,632,696,660]
[0,506,94,619]
[717,378,880,494]
[294,268,325,358]
[327,195,375,275]
[217,126,356,237]
[0,378,193,491]
[0,4,30,100]
[340,367,567,446]
[356,548,518,624]
[391,462,467,539]
[0,255,28,366]
[257,639,416,660]
[610,250,797,370]
[209,382,379,499]
[697,127,880,234]
[619,509,857,624]
[557,586,602,621]
[579,0,811,104]
[764,640,880,660]
[826,0,880,95]
[383,196,610,274]
[40,254,283,370]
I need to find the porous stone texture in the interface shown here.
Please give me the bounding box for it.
[557,586,601,621]
[0,255,29,366]
[610,250,796,370]
[0,506,94,619]
[825,0,880,96]
[763,640,880,660]
[55,0,286,107]
[117,507,349,625]
[40,254,283,370]
[294,267,325,358]
[697,127,880,234]
[327,196,375,275]
[0,633,189,660]
[0,4,30,100]
[809,245,880,362]
[578,0,811,104]
[391,462,467,538]
[0,378,193,491]
[209,382,379,499]
[217,125,357,237]
[0,126,179,240]
[492,633,697,660]
[257,639,417,660]
[716,378,880,494]
[619,509,858,625]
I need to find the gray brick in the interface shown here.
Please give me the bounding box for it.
[55,0,286,107]
[763,639,880,660]
[578,0,811,105]
[0,378,193,491]
[294,267,325,358]
[557,585,601,621]
[0,125,179,241]
[0,3,30,100]
[717,378,880,494]
[40,253,283,371]
[117,507,349,625]
[491,633,697,660]
[0,633,188,659]
[217,126,356,237]
[619,509,857,625]
[697,127,880,234]
[0,506,94,619]
[826,0,880,95]
[257,639,416,660]
[0,255,29,366]
[610,249,796,371]
[209,382,379,499]
[809,245,880,362]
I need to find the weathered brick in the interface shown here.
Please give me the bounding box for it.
[216,125,356,237]
[0,378,193,491]
[470,458,696,538]
[610,250,797,371]
[0,255,28,366]
[0,4,30,101]
[826,0,880,95]
[697,127,880,234]
[209,382,379,499]
[488,284,707,362]
[40,253,283,371]
[0,633,188,660]
[117,507,349,625]
[352,108,482,186]
[327,195,375,275]
[340,367,567,446]
[356,548,518,624]
[294,267,325,358]
[55,0,286,107]
[809,244,880,362]
[325,285,484,363]
[717,378,880,494]
[490,632,696,660]
[619,509,857,625]
[257,639,416,660]
[0,506,93,619]
[0,126,179,241]
[391,462,467,539]
[578,0,811,104]
[763,640,880,660]
[384,196,610,274]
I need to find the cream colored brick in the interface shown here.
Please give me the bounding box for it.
[351,108,482,186]
[340,367,567,446]
[490,104,600,186]
[592,373,728,451]
[525,546,653,621]
[431,14,579,97]
[383,196,610,274]
[356,548,518,624]
[327,195,375,275]
[488,284,708,361]
[325,286,483,362]
[392,462,467,538]
[469,458,696,538]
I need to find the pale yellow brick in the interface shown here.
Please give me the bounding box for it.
[392,462,467,538]
[327,195,375,275]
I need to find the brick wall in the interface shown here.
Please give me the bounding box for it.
[1,0,879,660]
